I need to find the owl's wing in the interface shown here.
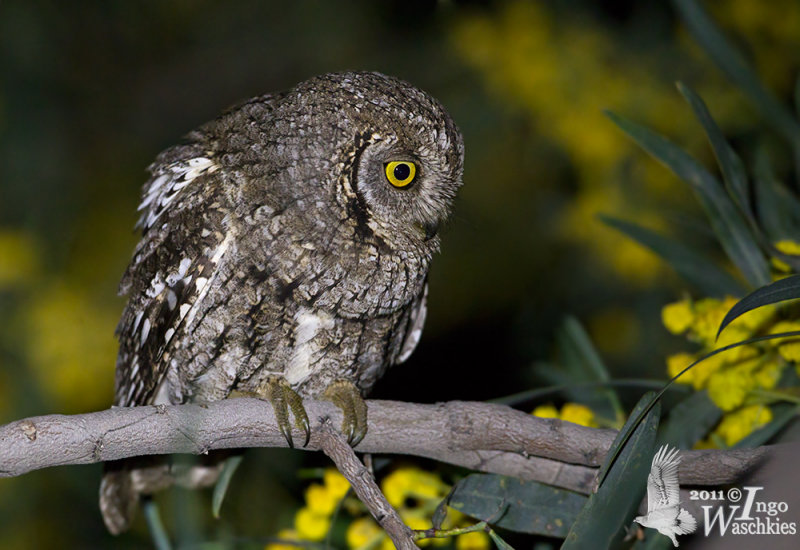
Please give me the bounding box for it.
[115,142,230,407]
[397,282,428,363]
[646,445,682,512]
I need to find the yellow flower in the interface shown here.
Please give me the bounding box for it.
[662,300,694,334]
[324,467,351,500]
[266,529,300,550]
[25,283,117,412]
[456,531,491,550]
[0,230,39,289]
[381,468,448,509]
[732,303,776,332]
[754,359,784,389]
[666,352,696,384]
[691,297,737,346]
[346,517,384,549]
[714,405,772,447]
[305,483,339,516]
[531,404,559,419]
[294,507,330,541]
[559,403,597,427]
[770,321,800,362]
[772,240,800,272]
[706,360,758,411]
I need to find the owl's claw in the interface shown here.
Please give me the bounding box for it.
[244,377,310,449]
[322,380,368,447]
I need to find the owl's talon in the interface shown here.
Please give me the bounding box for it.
[256,376,310,449]
[322,380,368,448]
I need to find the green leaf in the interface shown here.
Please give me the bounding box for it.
[716,275,800,339]
[143,498,173,550]
[559,317,624,421]
[562,393,660,549]
[606,110,770,288]
[677,82,751,216]
[601,215,745,296]
[212,455,244,519]
[672,0,800,146]
[733,404,800,448]
[448,474,587,537]
[658,390,722,448]
[488,530,516,550]
[754,148,800,249]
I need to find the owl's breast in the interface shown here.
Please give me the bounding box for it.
[238,205,431,319]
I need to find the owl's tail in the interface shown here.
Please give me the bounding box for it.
[99,454,230,534]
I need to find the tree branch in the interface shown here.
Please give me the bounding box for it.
[0,398,769,495]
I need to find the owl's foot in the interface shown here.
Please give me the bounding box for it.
[233,377,310,448]
[322,380,368,447]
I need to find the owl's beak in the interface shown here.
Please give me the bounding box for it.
[422,220,439,241]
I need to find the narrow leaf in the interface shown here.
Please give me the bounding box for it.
[449,474,587,537]
[606,110,770,287]
[677,82,751,216]
[488,530,515,550]
[562,393,660,549]
[143,498,173,550]
[658,390,722,448]
[672,0,800,145]
[601,215,745,296]
[717,275,800,339]
[212,454,244,518]
[754,147,800,248]
[561,317,623,421]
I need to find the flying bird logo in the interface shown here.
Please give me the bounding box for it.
[634,445,697,547]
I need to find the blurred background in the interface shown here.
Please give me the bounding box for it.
[1,0,799,547]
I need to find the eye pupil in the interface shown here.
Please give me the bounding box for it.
[393,163,411,181]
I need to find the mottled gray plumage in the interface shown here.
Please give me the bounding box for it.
[100,71,463,533]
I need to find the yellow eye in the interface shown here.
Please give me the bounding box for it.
[385,161,417,188]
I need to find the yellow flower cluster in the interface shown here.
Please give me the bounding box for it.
[370,467,488,549]
[697,405,773,448]
[270,467,490,550]
[266,468,351,548]
[662,296,782,409]
[532,402,597,427]
[661,277,800,447]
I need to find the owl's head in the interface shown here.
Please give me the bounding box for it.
[296,72,464,251]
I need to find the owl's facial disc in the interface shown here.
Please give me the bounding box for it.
[352,137,460,246]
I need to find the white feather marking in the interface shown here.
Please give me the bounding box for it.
[177,258,191,278]
[398,284,428,363]
[140,318,151,346]
[182,232,234,329]
[165,328,175,342]
[179,304,191,319]
[132,310,144,332]
[285,308,335,386]
[146,278,166,298]
[167,290,177,310]
[139,157,219,229]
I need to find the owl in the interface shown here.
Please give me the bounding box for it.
[99,71,464,533]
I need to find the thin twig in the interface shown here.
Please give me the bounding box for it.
[316,417,418,549]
